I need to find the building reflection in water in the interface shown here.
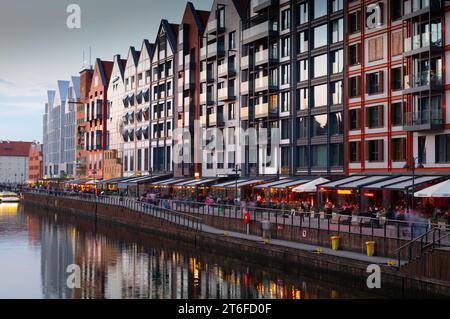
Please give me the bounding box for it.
[33,212,371,299]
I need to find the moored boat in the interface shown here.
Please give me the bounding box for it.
[0,192,20,203]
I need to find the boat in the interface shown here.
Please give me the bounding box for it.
[0,192,20,203]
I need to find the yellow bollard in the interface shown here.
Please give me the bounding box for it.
[366,241,376,257]
[331,236,340,251]
[224,231,229,237]
[263,239,270,245]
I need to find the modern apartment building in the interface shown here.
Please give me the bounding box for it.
[200,0,248,178]
[345,0,450,174]
[150,20,178,173]
[43,78,79,179]
[240,0,345,178]
[123,46,141,177]
[83,58,113,180]
[175,2,210,177]
[104,54,126,180]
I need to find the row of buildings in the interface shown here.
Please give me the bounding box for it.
[42,0,450,184]
[0,141,42,185]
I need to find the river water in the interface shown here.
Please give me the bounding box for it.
[0,203,403,299]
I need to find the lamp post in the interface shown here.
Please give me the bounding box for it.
[404,157,424,213]
[232,165,241,204]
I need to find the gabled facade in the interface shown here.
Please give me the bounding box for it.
[83,58,113,180]
[64,76,80,177]
[175,2,210,177]
[122,46,141,177]
[104,54,126,180]
[200,0,248,177]
[150,20,178,173]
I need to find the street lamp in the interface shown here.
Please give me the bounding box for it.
[232,165,241,203]
[404,157,424,212]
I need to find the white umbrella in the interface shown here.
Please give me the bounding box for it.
[414,179,450,198]
[292,177,330,193]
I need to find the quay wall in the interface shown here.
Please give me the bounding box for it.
[22,192,450,297]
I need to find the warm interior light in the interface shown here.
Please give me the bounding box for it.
[337,190,352,195]
[364,193,375,197]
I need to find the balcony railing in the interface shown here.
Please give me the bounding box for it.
[254,103,277,118]
[403,109,443,131]
[200,42,225,60]
[404,71,442,90]
[240,107,249,120]
[218,87,236,101]
[243,20,278,44]
[252,0,279,14]
[255,49,278,65]
[403,0,441,17]
[404,32,442,53]
[208,113,224,126]
[255,76,277,92]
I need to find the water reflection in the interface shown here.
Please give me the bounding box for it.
[0,204,385,299]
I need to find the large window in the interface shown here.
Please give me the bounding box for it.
[330,143,343,166]
[298,59,308,82]
[298,2,308,25]
[391,138,406,162]
[297,88,308,110]
[331,50,343,74]
[296,117,308,138]
[330,112,343,135]
[313,0,327,19]
[366,105,384,128]
[349,43,361,65]
[349,109,361,130]
[281,37,290,58]
[331,81,342,105]
[313,84,327,107]
[313,54,328,78]
[281,92,290,112]
[311,114,328,137]
[349,11,361,34]
[314,24,328,48]
[366,140,384,162]
[311,145,327,168]
[281,9,291,31]
[299,31,309,53]
[368,36,384,62]
[296,146,308,168]
[436,134,450,163]
[349,76,361,98]
[366,71,384,95]
[391,102,403,126]
[332,19,343,43]
[349,141,361,162]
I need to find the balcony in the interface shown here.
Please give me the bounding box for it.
[240,107,249,120]
[184,96,192,108]
[255,49,278,66]
[200,115,207,126]
[403,71,442,94]
[241,55,250,69]
[403,32,442,56]
[252,0,279,13]
[200,92,214,105]
[218,63,237,78]
[218,87,236,101]
[241,81,251,94]
[200,42,225,60]
[403,109,443,131]
[243,20,278,45]
[206,19,225,35]
[403,0,441,19]
[208,113,224,126]
[255,76,277,92]
[254,103,278,119]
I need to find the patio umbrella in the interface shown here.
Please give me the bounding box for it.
[414,179,450,198]
[292,178,330,193]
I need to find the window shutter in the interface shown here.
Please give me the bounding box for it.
[368,39,375,62]
[392,31,402,56]
[378,105,384,127]
[378,71,384,93]
[378,140,384,161]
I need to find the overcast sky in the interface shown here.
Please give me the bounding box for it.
[0,0,211,142]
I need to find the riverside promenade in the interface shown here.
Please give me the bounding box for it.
[22,189,450,296]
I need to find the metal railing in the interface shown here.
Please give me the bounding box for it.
[23,189,203,232]
[168,199,450,243]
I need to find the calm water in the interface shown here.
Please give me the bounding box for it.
[0,203,394,299]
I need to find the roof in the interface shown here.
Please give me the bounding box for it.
[0,141,33,157]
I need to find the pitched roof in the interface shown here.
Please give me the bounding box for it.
[0,141,33,157]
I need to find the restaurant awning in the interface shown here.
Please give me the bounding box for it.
[414,179,450,198]
[173,178,220,187]
[67,179,88,185]
[150,178,191,187]
[85,180,101,185]
[335,175,392,190]
[212,179,265,189]
[254,178,292,189]
[98,177,132,185]
[318,175,368,190]
[271,179,311,189]
[292,177,330,193]
[127,174,171,186]
[383,176,444,191]
[361,176,413,190]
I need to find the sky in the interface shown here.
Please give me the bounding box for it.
[0,0,212,142]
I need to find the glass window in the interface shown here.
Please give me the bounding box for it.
[298,2,308,25]
[349,109,361,130]
[330,144,343,166]
[299,31,309,53]
[332,19,343,43]
[436,135,450,163]
[314,0,327,19]
[391,102,403,126]
[330,112,343,135]
[281,9,291,30]
[297,88,308,110]
[296,117,308,138]
[296,146,308,168]
[314,24,328,48]
[311,114,328,137]
[298,59,308,82]
[313,54,328,78]
[281,119,290,139]
[313,84,327,107]
[331,49,343,74]
[331,81,342,105]
[312,145,327,168]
